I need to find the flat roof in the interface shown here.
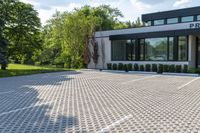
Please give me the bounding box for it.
[142,6,200,22]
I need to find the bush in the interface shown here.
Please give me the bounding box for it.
[127,64,132,71]
[140,65,144,71]
[152,64,157,72]
[134,64,139,71]
[107,63,112,70]
[175,65,182,73]
[183,65,188,73]
[169,65,175,73]
[157,64,163,74]
[163,64,169,72]
[123,64,128,72]
[118,63,123,70]
[145,64,151,72]
[113,63,117,70]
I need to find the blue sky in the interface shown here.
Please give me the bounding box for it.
[20,0,199,24]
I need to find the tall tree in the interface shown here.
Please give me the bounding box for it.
[0,19,8,70]
[0,0,42,64]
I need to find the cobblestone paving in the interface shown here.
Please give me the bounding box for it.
[0,70,200,133]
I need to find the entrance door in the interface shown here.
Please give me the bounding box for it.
[196,37,200,68]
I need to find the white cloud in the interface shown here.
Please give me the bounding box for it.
[173,0,192,8]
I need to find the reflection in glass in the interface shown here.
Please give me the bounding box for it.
[178,36,188,61]
[169,37,174,60]
[111,40,126,61]
[181,16,194,22]
[167,18,178,24]
[145,38,168,61]
[154,19,164,25]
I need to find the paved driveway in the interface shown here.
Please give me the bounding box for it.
[0,70,200,133]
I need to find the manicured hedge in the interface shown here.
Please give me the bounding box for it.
[140,65,144,71]
[134,64,139,71]
[127,64,132,71]
[106,63,189,74]
[152,64,157,72]
[145,64,151,72]
[107,63,112,70]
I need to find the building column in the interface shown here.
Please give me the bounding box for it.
[188,35,196,68]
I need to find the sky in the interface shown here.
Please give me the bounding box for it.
[19,0,200,25]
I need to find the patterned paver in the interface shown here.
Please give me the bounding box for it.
[0,70,200,133]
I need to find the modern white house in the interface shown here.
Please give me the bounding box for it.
[88,6,200,69]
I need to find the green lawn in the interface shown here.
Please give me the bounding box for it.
[0,64,74,78]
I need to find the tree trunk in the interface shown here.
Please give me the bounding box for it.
[1,64,6,70]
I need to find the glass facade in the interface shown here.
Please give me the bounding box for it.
[111,36,188,61]
[178,36,188,61]
[167,18,178,24]
[154,19,164,25]
[140,39,145,60]
[168,37,174,61]
[145,38,168,61]
[126,40,136,61]
[181,16,194,22]
[111,40,126,61]
[197,15,200,21]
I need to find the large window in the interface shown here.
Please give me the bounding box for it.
[197,15,200,21]
[168,37,174,60]
[178,36,188,61]
[145,38,168,61]
[111,40,126,61]
[140,39,145,60]
[154,19,164,25]
[181,16,194,22]
[167,18,178,24]
[126,40,136,61]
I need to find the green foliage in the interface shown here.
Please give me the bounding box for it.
[139,65,144,71]
[157,64,163,74]
[169,64,175,72]
[145,64,151,72]
[183,65,188,73]
[134,64,139,71]
[118,63,123,70]
[127,64,132,71]
[123,64,128,72]
[107,63,112,70]
[152,64,157,72]
[163,64,169,72]
[112,63,117,70]
[175,65,182,73]
[0,0,42,64]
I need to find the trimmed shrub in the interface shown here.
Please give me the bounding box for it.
[157,64,163,74]
[152,64,157,72]
[140,65,144,71]
[145,64,151,72]
[163,64,169,72]
[123,64,128,72]
[107,63,112,70]
[175,65,182,73]
[127,64,132,71]
[183,65,188,73]
[169,64,175,73]
[134,64,139,71]
[118,63,123,70]
[113,63,117,70]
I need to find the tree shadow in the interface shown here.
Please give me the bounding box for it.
[0,70,82,133]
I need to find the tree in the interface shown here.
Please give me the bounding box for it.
[0,0,42,64]
[0,19,8,70]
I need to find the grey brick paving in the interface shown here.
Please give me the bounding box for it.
[0,70,200,133]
